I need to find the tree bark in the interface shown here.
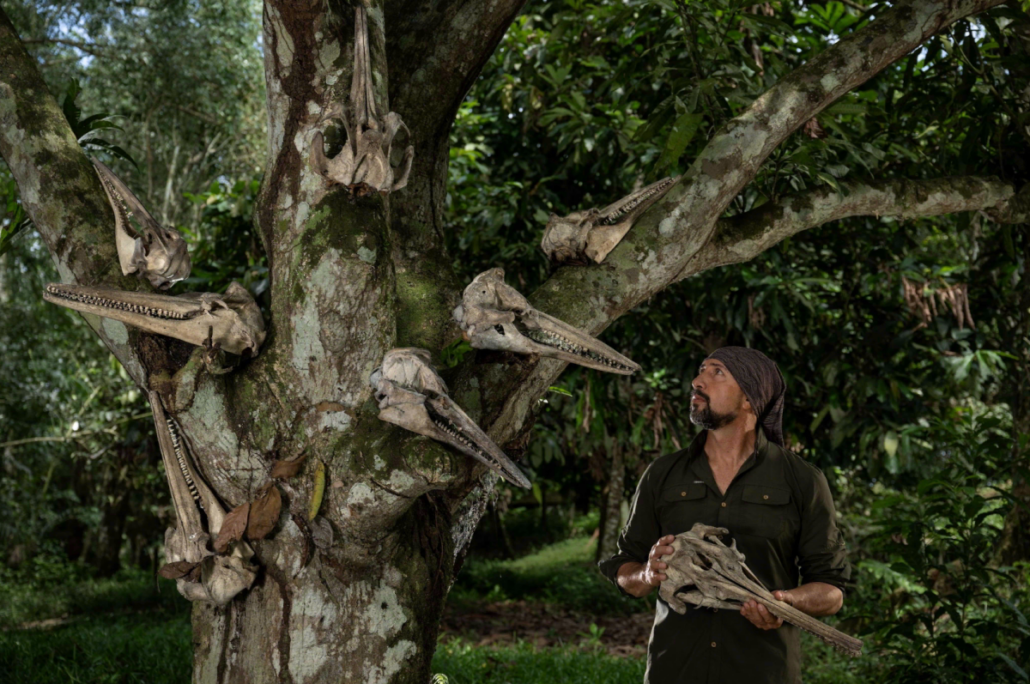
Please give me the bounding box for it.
[0,0,1016,681]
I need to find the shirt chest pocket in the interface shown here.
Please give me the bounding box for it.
[734,484,795,540]
[657,482,709,536]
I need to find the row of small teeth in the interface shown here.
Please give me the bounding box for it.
[600,178,675,226]
[168,420,202,506]
[429,414,486,459]
[46,285,185,319]
[526,329,632,371]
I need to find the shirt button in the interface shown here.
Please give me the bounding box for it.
[763,494,770,500]
[681,491,686,497]
[711,641,717,648]
[713,609,718,613]
[720,502,727,508]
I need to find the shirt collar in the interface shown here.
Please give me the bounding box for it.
[684,426,770,490]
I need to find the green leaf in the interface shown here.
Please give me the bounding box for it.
[656,112,703,171]
[824,102,867,116]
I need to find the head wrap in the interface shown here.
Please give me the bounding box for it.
[705,346,786,446]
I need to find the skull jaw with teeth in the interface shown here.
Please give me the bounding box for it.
[453,268,640,375]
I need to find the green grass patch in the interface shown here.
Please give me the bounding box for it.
[0,610,192,684]
[451,537,651,615]
[431,638,645,684]
[0,568,186,628]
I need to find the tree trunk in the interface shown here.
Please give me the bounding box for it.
[597,442,625,563]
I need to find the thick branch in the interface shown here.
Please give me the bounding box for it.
[690,176,1022,274]
[478,0,1007,443]
[385,0,528,145]
[0,7,147,385]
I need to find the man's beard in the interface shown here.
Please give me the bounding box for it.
[689,393,737,430]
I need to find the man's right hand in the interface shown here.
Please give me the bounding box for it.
[616,535,676,598]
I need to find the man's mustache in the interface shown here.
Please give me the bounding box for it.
[691,390,710,403]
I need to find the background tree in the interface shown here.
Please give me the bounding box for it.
[1,1,1029,683]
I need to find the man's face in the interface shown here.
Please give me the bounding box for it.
[690,359,749,430]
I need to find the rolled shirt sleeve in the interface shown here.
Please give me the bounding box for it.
[795,466,852,595]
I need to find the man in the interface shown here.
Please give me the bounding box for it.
[599,346,851,683]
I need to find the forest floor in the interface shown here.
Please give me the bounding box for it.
[440,598,652,658]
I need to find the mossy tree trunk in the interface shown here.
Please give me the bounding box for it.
[1,1,1025,682]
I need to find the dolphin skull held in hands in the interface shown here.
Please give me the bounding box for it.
[92,159,191,289]
[659,523,863,658]
[541,176,679,265]
[370,348,531,488]
[150,391,257,605]
[43,281,265,357]
[309,6,413,195]
[452,268,639,374]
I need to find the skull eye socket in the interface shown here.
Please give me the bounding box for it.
[493,325,505,335]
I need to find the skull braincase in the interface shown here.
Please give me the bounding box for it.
[92,158,191,289]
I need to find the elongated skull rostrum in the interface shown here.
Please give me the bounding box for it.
[309,6,414,195]
[541,176,679,265]
[92,159,191,289]
[43,281,266,357]
[452,268,640,375]
[151,391,256,606]
[659,523,862,658]
[370,348,531,488]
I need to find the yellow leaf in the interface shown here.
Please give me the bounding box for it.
[308,460,326,521]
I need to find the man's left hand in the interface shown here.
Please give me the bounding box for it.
[740,590,793,630]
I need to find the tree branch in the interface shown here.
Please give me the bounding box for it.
[687,176,1023,274]
[0,7,148,386]
[476,0,1008,445]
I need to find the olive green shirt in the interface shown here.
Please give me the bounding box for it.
[598,428,851,684]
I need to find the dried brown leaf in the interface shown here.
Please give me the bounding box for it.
[214,502,250,553]
[270,454,308,479]
[246,486,282,541]
[159,561,198,580]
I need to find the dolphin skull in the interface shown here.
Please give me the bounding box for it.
[541,176,679,265]
[92,159,191,289]
[151,391,257,606]
[43,281,265,357]
[370,348,531,488]
[452,268,639,374]
[309,7,413,196]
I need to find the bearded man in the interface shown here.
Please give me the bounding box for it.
[598,347,851,683]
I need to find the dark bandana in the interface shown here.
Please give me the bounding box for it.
[706,346,786,446]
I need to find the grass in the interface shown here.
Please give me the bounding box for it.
[0,567,184,628]
[450,536,653,615]
[0,610,192,684]
[431,638,645,684]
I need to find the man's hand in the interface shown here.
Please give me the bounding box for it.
[615,535,676,598]
[643,535,676,586]
[740,590,792,630]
